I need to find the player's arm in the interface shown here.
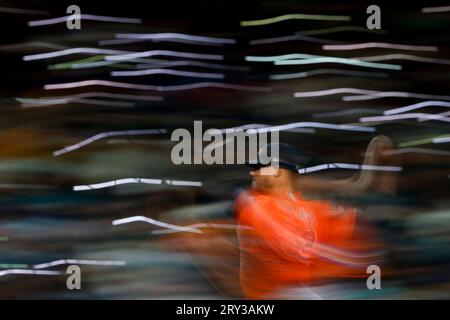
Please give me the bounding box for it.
[296,135,398,196]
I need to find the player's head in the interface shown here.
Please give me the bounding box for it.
[246,143,314,192]
[249,166,296,192]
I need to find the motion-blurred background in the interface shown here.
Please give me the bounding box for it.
[0,0,449,299]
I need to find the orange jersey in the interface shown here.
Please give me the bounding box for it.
[235,190,376,299]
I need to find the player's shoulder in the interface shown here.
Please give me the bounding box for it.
[235,189,272,207]
[299,196,355,217]
[296,194,332,210]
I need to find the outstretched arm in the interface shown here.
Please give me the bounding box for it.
[296,135,399,196]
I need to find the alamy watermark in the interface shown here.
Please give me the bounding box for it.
[66,5,81,30]
[66,265,81,290]
[366,264,381,289]
[366,5,381,30]
[171,121,279,175]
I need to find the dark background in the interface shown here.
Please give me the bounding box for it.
[0,0,449,299]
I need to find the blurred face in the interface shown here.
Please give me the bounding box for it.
[249,166,282,191]
[249,166,298,193]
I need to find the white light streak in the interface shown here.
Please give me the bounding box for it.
[21,98,135,108]
[422,6,450,13]
[298,163,402,174]
[384,101,450,115]
[44,80,271,92]
[51,60,129,70]
[359,113,450,123]
[135,60,250,72]
[115,33,236,44]
[247,54,400,70]
[270,69,387,80]
[323,42,438,51]
[419,110,450,122]
[276,57,401,70]
[151,223,253,235]
[382,148,450,156]
[0,269,62,277]
[216,123,315,134]
[294,88,377,98]
[111,68,224,79]
[165,180,203,187]
[355,54,450,65]
[33,259,126,269]
[73,178,203,191]
[102,38,226,46]
[19,92,162,104]
[433,137,450,144]
[344,92,450,101]
[28,14,142,26]
[105,50,223,62]
[242,122,375,134]
[112,216,202,233]
[23,48,132,61]
[54,129,167,156]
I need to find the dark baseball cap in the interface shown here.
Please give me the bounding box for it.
[246,143,316,173]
